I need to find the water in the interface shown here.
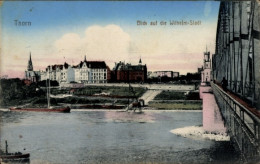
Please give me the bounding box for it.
[0,110,241,163]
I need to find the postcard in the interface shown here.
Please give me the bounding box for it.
[0,1,259,163]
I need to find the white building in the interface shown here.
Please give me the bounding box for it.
[41,62,74,83]
[40,56,108,84]
[149,71,179,79]
[74,56,107,83]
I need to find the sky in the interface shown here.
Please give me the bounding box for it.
[0,1,220,78]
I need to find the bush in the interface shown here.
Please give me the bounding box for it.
[0,79,45,106]
[154,91,186,100]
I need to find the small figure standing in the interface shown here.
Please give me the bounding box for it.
[221,77,228,92]
[5,140,8,154]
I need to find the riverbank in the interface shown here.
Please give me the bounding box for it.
[2,100,202,111]
[69,109,202,112]
[0,79,146,107]
[0,107,202,112]
[1,80,202,110]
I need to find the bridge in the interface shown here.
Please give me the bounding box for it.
[205,0,260,162]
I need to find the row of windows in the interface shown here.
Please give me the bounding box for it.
[76,68,106,71]
[92,76,107,80]
[80,77,107,80]
[91,73,106,76]
[46,69,106,75]
[80,77,87,80]
[92,69,106,72]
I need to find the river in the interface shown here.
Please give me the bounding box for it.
[0,110,241,163]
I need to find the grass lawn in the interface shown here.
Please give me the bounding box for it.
[154,91,186,100]
[52,86,146,98]
[154,90,200,100]
[149,102,202,110]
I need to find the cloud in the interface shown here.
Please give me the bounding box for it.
[129,23,217,74]
[54,24,131,65]
[55,33,83,51]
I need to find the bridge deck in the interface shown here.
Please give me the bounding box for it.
[215,82,260,118]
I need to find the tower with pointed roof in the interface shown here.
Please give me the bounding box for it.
[27,52,33,71]
[139,58,142,65]
[25,52,40,82]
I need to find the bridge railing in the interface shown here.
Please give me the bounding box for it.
[211,82,260,161]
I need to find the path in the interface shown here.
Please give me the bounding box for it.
[140,90,162,105]
[125,90,162,110]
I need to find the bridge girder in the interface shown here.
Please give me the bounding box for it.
[212,0,260,109]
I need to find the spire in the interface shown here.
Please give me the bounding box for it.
[29,52,32,62]
[206,45,208,53]
[27,52,33,71]
[139,57,142,65]
[84,55,87,62]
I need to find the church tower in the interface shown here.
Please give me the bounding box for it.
[25,52,40,82]
[27,52,33,71]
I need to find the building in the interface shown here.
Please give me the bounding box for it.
[41,56,109,84]
[201,48,211,83]
[41,62,74,83]
[172,72,179,78]
[25,53,40,82]
[112,59,147,82]
[73,56,108,84]
[149,71,179,79]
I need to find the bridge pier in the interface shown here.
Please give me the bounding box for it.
[200,85,226,134]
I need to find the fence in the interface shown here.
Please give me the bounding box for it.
[211,82,260,162]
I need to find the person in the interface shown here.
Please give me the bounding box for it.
[221,77,228,92]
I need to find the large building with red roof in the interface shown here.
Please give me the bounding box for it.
[111,59,147,83]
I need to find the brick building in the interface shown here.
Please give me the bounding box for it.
[111,59,147,83]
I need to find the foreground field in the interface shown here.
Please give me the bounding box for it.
[148,90,202,110]
[148,101,202,110]
[52,86,146,97]
[2,85,146,108]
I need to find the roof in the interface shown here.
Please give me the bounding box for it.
[76,61,107,69]
[113,61,146,71]
[87,61,107,68]
[46,62,69,71]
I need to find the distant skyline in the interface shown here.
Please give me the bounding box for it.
[1,1,220,78]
